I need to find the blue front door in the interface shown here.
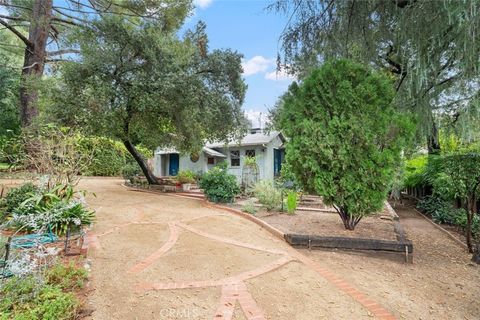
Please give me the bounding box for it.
[274,149,283,176]
[169,154,179,176]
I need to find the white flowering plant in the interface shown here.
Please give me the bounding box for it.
[1,180,95,236]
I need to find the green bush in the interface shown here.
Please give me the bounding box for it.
[403,155,428,188]
[253,180,281,211]
[77,136,151,177]
[122,163,142,182]
[286,191,298,214]
[276,59,414,229]
[4,182,95,236]
[418,196,457,224]
[0,183,38,222]
[242,199,257,215]
[0,276,79,320]
[199,162,240,203]
[177,170,196,184]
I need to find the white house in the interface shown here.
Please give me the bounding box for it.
[153,129,286,182]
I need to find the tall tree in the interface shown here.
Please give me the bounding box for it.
[0,0,191,127]
[48,17,247,184]
[270,0,480,150]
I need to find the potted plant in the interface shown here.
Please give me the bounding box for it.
[177,170,196,191]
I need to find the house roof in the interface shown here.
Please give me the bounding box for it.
[206,131,284,148]
[155,131,284,155]
[155,146,227,158]
[202,147,226,158]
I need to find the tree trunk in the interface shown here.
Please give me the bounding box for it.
[427,120,441,154]
[334,205,362,230]
[465,198,474,253]
[19,0,53,127]
[123,140,158,185]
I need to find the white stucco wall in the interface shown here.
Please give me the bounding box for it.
[155,134,284,181]
[179,152,208,174]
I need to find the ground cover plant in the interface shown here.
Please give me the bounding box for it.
[0,261,88,320]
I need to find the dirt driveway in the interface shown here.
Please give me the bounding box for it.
[78,178,395,320]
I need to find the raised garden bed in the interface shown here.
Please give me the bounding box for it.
[238,196,413,262]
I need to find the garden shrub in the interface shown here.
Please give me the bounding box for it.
[0,183,38,222]
[177,170,196,184]
[199,162,239,203]
[77,136,151,177]
[418,196,458,224]
[276,59,414,229]
[77,136,125,176]
[253,180,281,211]
[403,155,428,189]
[242,199,257,215]
[286,191,298,214]
[2,182,95,236]
[122,163,142,182]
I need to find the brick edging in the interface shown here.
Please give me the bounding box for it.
[120,183,286,240]
[203,202,286,240]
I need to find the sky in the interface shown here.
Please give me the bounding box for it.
[185,0,294,127]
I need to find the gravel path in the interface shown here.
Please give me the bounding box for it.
[303,202,480,320]
[77,178,392,320]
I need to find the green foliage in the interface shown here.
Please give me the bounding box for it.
[418,196,458,225]
[0,183,39,221]
[77,137,126,176]
[122,163,142,182]
[49,15,247,183]
[403,155,428,188]
[2,182,95,236]
[177,170,196,184]
[199,163,240,203]
[241,199,257,215]
[77,136,150,177]
[272,0,480,142]
[276,59,414,229]
[45,262,88,290]
[253,180,282,211]
[0,276,79,320]
[286,191,298,215]
[0,37,21,137]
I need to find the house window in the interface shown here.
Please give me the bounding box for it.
[230,150,240,167]
[245,149,255,158]
[207,157,215,165]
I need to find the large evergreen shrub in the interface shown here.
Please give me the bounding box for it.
[276,59,414,229]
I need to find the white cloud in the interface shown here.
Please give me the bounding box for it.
[241,56,274,76]
[265,67,296,81]
[0,6,8,15]
[194,0,213,9]
[244,109,270,129]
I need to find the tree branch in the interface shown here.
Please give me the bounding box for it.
[47,49,80,57]
[0,18,33,47]
[0,14,29,22]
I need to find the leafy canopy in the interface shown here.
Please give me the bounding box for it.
[50,16,247,153]
[276,59,414,229]
[271,0,480,143]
